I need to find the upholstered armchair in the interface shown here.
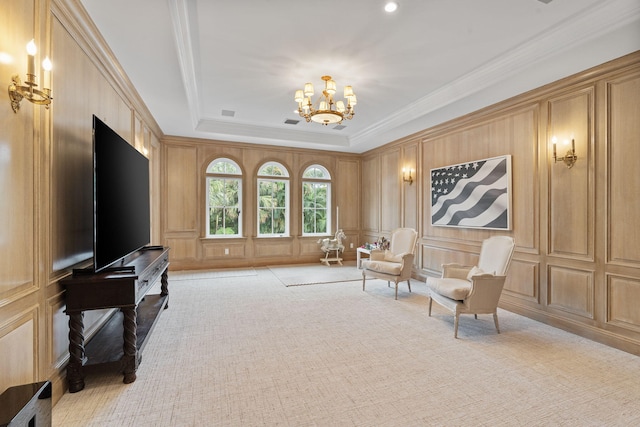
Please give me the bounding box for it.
[362,228,418,300]
[427,236,515,338]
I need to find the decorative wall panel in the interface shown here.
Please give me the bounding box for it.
[361,156,379,233]
[165,146,198,232]
[0,309,37,393]
[380,150,401,234]
[548,88,594,260]
[503,261,538,301]
[50,295,69,369]
[607,72,640,266]
[402,144,419,231]
[548,266,594,318]
[254,241,294,258]
[335,159,360,231]
[421,108,534,247]
[607,274,640,332]
[203,243,246,259]
[166,238,197,260]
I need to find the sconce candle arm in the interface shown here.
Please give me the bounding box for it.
[9,75,52,113]
[553,138,578,169]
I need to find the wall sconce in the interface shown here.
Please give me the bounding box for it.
[552,136,577,169]
[402,168,414,185]
[8,39,52,113]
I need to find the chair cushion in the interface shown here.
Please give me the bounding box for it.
[363,260,403,275]
[428,278,472,300]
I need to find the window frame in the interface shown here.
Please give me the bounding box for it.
[205,158,243,238]
[301,165,332,237]
[257,161,290,238]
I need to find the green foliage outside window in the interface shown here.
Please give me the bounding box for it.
[303,182,328,234]
[208,178,240,235]
[258,180,287,235]
[302,165,330,235]
[206,158,242,237]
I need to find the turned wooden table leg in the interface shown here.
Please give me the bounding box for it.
[67,312,85,393]
[121,307,138,384]
[161,268,169,308]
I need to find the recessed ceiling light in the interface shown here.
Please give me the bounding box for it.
[384,2,398,13]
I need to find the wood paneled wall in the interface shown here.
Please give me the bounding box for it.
[0,0,163,403]
[161,138,361,270]
[361,52,640,355]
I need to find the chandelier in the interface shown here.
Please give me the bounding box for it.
[294,75,357,125]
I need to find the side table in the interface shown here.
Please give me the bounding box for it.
[357,247,371,269]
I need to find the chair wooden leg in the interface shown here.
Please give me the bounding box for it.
[362,275,366,291]
[428,297,432,316]
[493,312,500,334]
[474,314,478,319]
[407,280,411,293]
[454,313,460,338]
[394,282,398,300]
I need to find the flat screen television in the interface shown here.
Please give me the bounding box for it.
[93,115,150,272]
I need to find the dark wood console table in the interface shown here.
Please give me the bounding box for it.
[61,246,170,393]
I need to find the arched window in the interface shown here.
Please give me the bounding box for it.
[206,158,242,237]
[302,165,332,235]
[257,161,290,237]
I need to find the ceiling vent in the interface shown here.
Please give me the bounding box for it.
[333,124,346,131]
[221,109,235,117]
[284,119,300,125]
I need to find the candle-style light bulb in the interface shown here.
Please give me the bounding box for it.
[42,56,52,71]
[26,39,37,55]
[42,56,52,89]
[26,39,37,77]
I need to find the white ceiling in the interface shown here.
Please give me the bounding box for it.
[80,0,640,153]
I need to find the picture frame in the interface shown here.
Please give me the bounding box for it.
[430,155,512,230]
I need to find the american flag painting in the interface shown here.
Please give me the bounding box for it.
[430,155,512,230]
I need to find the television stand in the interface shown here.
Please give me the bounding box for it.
[61,246,170,392]
[72,265,136,275]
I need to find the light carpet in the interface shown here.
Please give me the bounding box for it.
[52,265,640,426]
[268,261,363,286]
[170,268,257,281]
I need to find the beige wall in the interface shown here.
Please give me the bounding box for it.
[361,52,640,356]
